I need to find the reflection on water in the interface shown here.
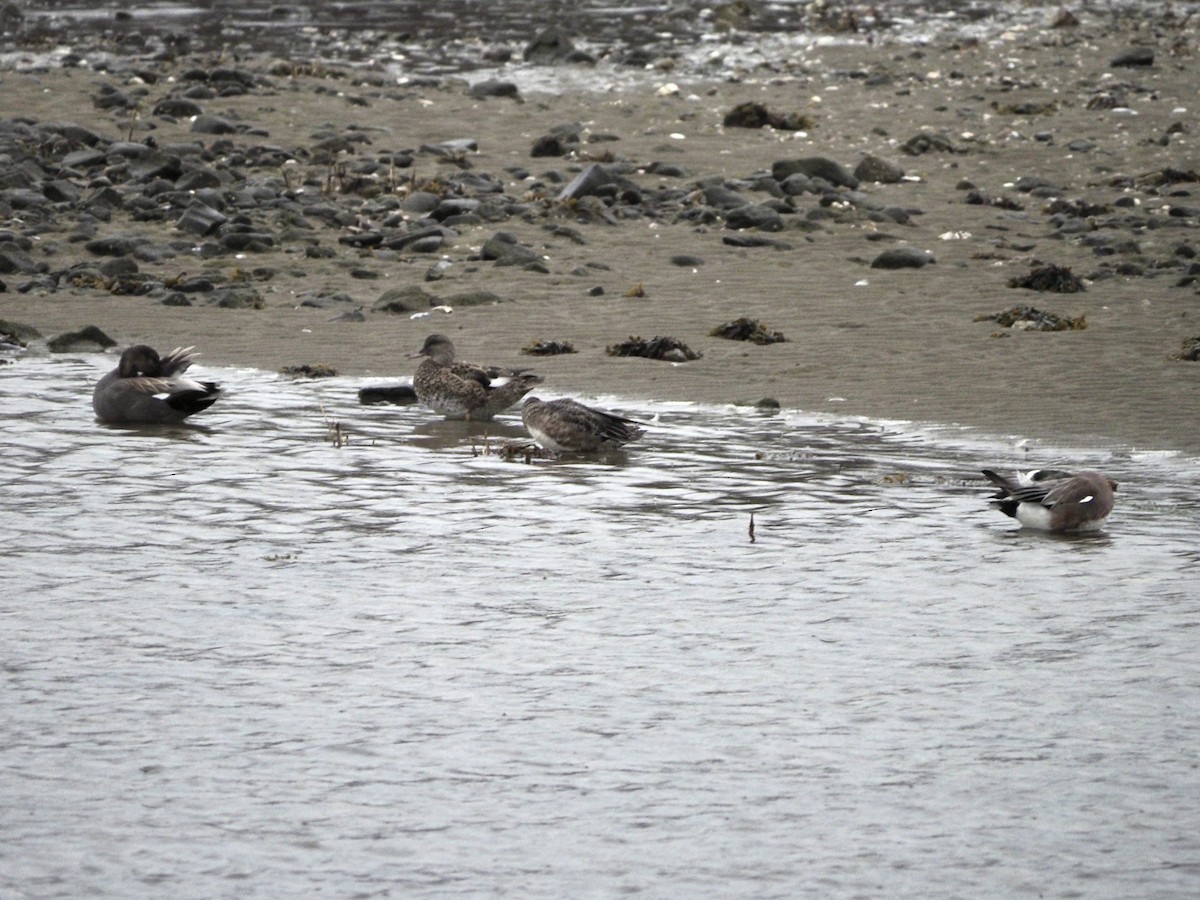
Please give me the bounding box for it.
[2,354,1199,898]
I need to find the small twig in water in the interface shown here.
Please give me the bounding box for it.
[749,512,756,543]
[319,402,348,447]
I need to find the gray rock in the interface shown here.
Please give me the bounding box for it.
[373,285,436,313]
[524,26,594,64]
[0,243,38,274]
[402,191,442,214]
[61,148,107,170]
[359,384,418,405]
[212,288,265,309]
[900,131,958,155]
[85,236,137,257]
[432,198,481,220]
[0,189,47,210]
[1111,48,1154,67]
[725,204,784,232]
[1014,175,1061,194]
[47,324,116,352]
[383,228,447,251]
[43,180,82,203]
[106,141,156,160]
[219,232,275,251]
[772,157,859,189]
[721,234,795,250]
[778,173,814,196]
[558,164,613,201]
[175,168,223,191]
[191,114,238,135]
[176,201,228,236]
[704,184,750,210]
[870,247,936,269]
[854,155,905,184]
[0,319,42,343]
[424,138,478,156]
[98,257,138,277]
[469,79,519,99]
[481,232,540,265]
[407,235,445,253]
[492,244,542,266]
[153,96,205,117]
[445,290,504,307]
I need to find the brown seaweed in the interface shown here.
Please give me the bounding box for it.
[606,335,701,361]
[709,317,788,345]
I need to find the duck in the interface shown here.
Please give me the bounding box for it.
[410,333,543,420]
[981,468,1117,532]
[92,345,222,425]
[521,396,647,453]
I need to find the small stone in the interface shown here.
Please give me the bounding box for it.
[176,201,228,236]
[1110,48,1154,67]
[0,244,39,274]
[373,285,436,313]
[469,79,519,99]
[870,247,935,269]
[445,290,503,307]
[558,164,612,201]
[191,114,238,135]
[854,155,905,184]
[772,156,859,189]
[359,384,418,405]
[153,97,204,117]
[98,257,138,277]
[85,236,137,257]
[47,325,116,352]
[725,204,784,232]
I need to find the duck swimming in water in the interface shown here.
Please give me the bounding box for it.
[981,468,1117,532]
[410,334,543,420]
[92,345,222,425]
[521,396,647,454]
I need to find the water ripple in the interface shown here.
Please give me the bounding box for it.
[2,354,1199,898]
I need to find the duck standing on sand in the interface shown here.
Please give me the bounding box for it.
[981,468,1117,532]
[410,333,543,421]
[521,396,647,454]
[92,345,222,425]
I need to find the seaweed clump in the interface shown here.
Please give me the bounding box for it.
[606,335,701,362]
[975,306,1087,332]
[280,363,338,378]
[723,102,813,131]
[521,339,577,356]
[710,317,788,345]
[1172,336,1200,361]
[1008,264,1087,293]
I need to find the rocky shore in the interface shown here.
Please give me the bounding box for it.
[1,4,1197,452]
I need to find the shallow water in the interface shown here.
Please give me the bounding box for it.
[9,0,1129,85]
[2,354,1199,898]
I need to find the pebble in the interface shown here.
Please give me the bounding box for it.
[870,248,936,269]
[0,8,1192,366]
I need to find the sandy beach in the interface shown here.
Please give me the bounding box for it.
[2,13,1198,453]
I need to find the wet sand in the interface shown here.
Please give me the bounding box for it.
[2,26,1198,454]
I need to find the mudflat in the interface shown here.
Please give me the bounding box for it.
[2,14,1197,452]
